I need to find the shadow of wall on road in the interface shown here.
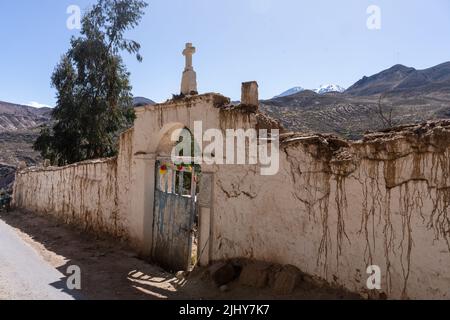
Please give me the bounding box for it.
[0,210,181,300]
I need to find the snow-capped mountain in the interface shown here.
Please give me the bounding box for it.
[314,84,346,94]
[273,87,305,98]
[274,84,345,98]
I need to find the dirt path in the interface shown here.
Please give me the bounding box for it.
[0,209,360,300]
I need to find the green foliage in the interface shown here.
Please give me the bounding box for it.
[35,0,148,166]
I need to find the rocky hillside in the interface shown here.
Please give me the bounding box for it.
[0,101,51,164]
[0,101,51,132]
[346,62,450,97]
[261,62,450,139]
[0,101,51,191]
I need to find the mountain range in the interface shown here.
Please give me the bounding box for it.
[262,62,450,139]
[346,62,450,96]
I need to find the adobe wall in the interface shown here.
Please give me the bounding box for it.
[210,121,450,299]
[12,158,125,237]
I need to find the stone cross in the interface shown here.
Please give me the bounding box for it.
[183,43,196,71]
[181,43,198,95]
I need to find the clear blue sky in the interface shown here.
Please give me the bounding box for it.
[0,0,449,106]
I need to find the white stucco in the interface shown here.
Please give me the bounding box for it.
[210,128,450,299]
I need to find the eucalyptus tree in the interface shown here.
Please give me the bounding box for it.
[35,0,148,165]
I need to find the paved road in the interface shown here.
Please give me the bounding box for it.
[0,219,76,300]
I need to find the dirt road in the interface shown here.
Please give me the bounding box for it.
[0,210,360,300]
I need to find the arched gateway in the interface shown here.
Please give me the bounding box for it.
[123,92,258,271]
[151,125,201,271]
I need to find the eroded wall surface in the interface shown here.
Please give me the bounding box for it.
[13,158,126,237]
[211,121,450,299]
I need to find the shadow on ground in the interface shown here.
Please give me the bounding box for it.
[0,209,361,300]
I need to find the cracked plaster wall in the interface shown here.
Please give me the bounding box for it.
[12,157,125,237]
[211,122,450,299]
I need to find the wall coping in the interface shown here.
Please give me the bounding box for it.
[17,157,117,174]
[134,92,229,114]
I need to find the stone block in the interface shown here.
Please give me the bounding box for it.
[239,262,271,288]
[273,265,301,295]
[209,262,238,287]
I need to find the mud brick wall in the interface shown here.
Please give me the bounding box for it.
[12,158,126,237]
[211,121,450,299]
